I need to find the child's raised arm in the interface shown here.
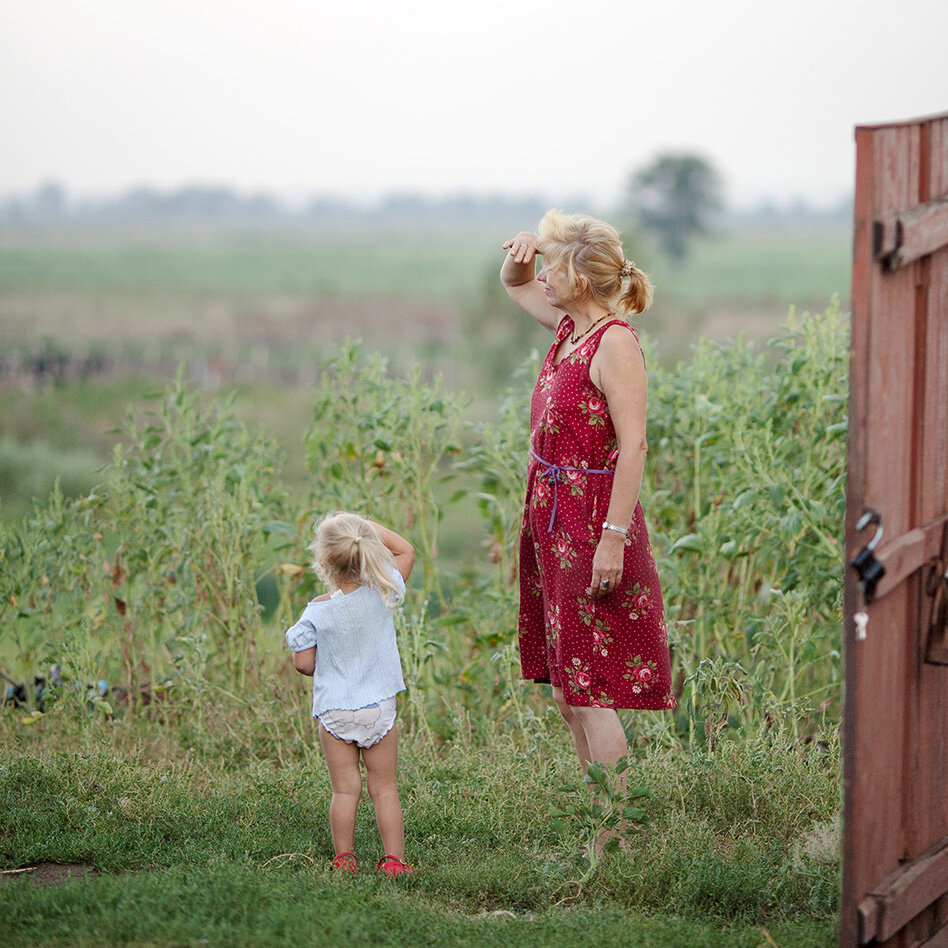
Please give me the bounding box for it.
[366,520,415,583]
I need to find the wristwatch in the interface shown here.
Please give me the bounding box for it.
[602,520,630,538]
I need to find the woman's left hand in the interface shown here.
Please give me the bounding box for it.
[587,532,625,597]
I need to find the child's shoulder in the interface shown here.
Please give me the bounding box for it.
[309,593,333,604]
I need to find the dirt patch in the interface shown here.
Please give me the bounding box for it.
[0,862,101,886]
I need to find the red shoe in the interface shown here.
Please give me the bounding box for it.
[376,854,413,877]
[331,851,358,873]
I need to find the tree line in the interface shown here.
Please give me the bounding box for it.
[2,154,851,259]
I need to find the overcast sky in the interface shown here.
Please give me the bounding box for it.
[2,0,946,208]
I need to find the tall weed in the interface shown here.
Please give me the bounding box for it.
[0,373,288,707]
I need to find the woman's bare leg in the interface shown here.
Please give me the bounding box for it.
[318,723,362,855]
[571,705,628,769]
[552,686,592,771]
[552,697,630,855]
[362,725,404,859]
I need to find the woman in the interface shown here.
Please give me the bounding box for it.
[501,208,673,779]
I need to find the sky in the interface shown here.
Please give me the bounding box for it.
[1,0,946,209]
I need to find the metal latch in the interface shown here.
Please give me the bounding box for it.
[850,509,886,641]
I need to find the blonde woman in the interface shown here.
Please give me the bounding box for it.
[286,512,415,876]
[501,210,673,797]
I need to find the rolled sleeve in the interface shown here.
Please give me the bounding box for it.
[285,612,317,652]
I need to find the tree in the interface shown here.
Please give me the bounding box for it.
[627,152,724,260]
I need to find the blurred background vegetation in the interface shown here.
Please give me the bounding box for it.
[0,154,851,526]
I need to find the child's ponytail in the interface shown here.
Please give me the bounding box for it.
[311,513,403,609]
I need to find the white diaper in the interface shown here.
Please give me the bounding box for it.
[318,697,397,748]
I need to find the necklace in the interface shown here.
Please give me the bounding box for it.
[569,313,612,345]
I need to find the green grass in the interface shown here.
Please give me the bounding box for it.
[0,722,840,947]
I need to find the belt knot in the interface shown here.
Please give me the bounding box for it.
[529,448,614,532]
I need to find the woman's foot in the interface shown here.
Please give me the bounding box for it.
[331,851,358,873]
[376,854,413,877]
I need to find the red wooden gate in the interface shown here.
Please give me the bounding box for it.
[843,110,948,947]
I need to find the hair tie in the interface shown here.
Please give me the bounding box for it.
[620,260,636,278]
[353,536,362,545]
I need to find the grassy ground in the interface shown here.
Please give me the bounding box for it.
[0,711,840,947]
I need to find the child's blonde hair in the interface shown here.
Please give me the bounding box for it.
[310,512,403,609]
[536,208,654,316]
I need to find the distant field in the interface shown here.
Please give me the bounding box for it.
[0,225,851,367]
[0,232,498,304]
[0,226,849,307]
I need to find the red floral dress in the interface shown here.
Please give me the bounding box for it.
[518,316,673,710]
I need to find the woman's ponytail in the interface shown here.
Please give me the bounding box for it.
[618,261,654,316]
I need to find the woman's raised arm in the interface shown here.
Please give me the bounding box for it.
[501,231,560,332]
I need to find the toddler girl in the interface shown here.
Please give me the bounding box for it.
[286,512,415,876]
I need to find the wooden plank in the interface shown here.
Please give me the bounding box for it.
[916,121,948,870]
[858,896,879,943]
[921,920,948,947]
[843,123,879,948]
[856,110,948,132]
[844,122,918,946]
[872,131,918,898]
[923,252,948,524]
[871,513,948,600]
[866,838,948,941]
[875,196,948,270]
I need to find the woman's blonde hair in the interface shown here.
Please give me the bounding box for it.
[310,512,403,609]
[536,208,653,316]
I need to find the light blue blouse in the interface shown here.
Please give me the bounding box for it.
[285,568,407,717]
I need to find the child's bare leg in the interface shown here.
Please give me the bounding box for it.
[362,725,404,859]
[319,723,362,854]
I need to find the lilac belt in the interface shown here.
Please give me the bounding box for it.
[530,448,613,532]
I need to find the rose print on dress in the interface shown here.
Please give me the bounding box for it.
[539,400,561,435]
[623,655,660,694]
[532,477,552,514]
[621,583,652,622]
[564,468,585,497]
[578,598,614,658]
[580,395,609,427]
[553,532,577,570]
[566,657,594,696]
[546,602,563,651]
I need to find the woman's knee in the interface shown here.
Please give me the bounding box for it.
[552,686,575,718]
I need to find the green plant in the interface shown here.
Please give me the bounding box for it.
[303,341,468,609]
[0,372,290,708]
[550,756,650,884]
